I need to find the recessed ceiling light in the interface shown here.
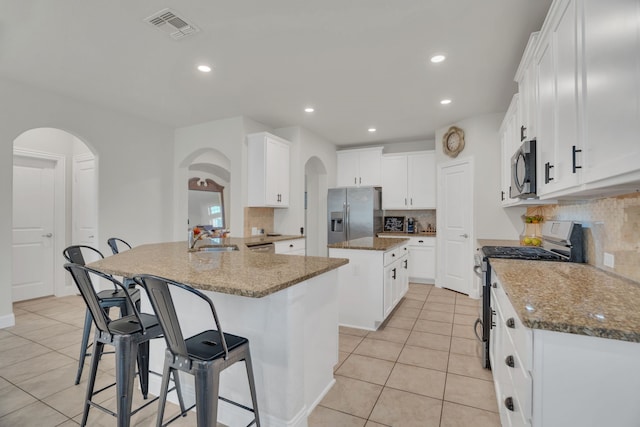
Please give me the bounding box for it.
[368,128,377,133]
[430,55,446,63]
[304,107,315,113]
[440,99,452,105]
[197,65,212,73]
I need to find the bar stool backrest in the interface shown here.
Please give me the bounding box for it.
[63,245,105,266]
[107,238,132,255]
[136,275,230,360]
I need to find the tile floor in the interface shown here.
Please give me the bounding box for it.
[0,283,499,426]
[308,283,500,427]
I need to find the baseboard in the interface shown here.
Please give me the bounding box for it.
[0,313,16,329]
[307,378,336,415]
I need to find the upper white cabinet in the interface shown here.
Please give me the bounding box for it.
[247,132,290,208]
[499,95,520,206]
[336,147,383,187]
[515,32,540,143]
[381,151,436,209]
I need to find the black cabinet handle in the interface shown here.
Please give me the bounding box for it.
[404,259,408,269]
[501,190,505,201]
[289,244,294,248]
[520,125,527,141]
[491,309,496,329]
[506,318,515,328]
[392,268,396,280]
[392,253,395,257]
[545,162,554,184]
[492,282,497,288]
[418,240,424,243]
[572,145,582,173]
[505,355,515,368]
[505,397,515,412]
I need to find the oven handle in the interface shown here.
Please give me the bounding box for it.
[473,318,484,342]
[473,265,483,278]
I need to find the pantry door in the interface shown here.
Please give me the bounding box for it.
[437,157,474,295]
[12,155,57,301]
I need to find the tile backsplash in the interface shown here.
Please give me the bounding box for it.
[527,193,640,282]
[383,210,437,233]
[244,207,274,237]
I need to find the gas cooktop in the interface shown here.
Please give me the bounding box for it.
[481,245,565,261]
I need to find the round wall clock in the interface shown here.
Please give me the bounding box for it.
[442,126,465,158]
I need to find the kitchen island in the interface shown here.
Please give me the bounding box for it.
[89,241,348,427]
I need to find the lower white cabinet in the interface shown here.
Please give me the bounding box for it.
[330,244,408,330]
[490,270,640,427]
[379,235,436,283]
[274,238,305,255]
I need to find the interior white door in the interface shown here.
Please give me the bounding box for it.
[73,155,98,249]
[437,159,473,295]
[12,156,56,301]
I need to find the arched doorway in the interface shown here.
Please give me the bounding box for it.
[304,156,328,256]
[12,128,96,300]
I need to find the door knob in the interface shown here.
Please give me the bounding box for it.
[42,233,53,238]
[459,233,468,238]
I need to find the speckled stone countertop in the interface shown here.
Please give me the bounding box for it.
[242,234,304,246]
[477,239,521,248]
[378,232,437,238]
[88,241,348,298]
[328,237,409,251]
[490,259,640,342]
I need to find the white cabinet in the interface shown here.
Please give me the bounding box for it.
[381,151,436,209]
[499,95,520,206]
[330,242,408,330]
[336,147,383,187]
[274,238,305,255]
[378,235,436,283]
[515,32,540,143]
[247,132,290,207]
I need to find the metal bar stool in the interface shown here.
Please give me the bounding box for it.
[107,237,132,255]
[135,274,261,427]
[64,263,164,427]
[63,245,141,385]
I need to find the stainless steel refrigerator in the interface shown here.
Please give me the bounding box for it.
[328,187,382,244]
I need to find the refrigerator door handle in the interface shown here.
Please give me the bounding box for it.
[345,203,350,241]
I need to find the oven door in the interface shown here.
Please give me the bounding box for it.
[510,139,537,199]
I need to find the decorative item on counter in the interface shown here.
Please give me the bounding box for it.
[407,217,415,233]
[520,208,544,246]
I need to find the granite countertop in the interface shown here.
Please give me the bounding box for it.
[241,234,304,246]
[490,258,640,342]
[88,241,348,298]
[328,236,409,251]
[378,232,437,237]
[477,239,521,248]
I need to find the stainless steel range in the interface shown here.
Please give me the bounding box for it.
[474,220,585,369]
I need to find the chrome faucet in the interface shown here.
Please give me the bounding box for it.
[190,230,215,249]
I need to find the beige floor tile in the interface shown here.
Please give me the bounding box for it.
[455,294,480,307]
[391,306,420,320]
[426,295,456,305]
[453,313,477,326]
[5,314,58,336]
[16,362,86,399]
[0,401,68,427]
[450,337,482,358]
[39,328,84,351]
[408,283,432,295]
[339,334,364,353]
[413,319,453,336]
[320,375,382,419]
[10,322,79,342]
[428,287,457,297]
[406,330,451,352]
[308,405,367,427]
[0,334,33,351]
[454,304,479,315]
[423,302,455,313]
[0,351,75,383]
[339,326,369,337]
[397,345,449,372]
[56,420,81,426]
[440,401,501,427]
[366,327,410,344]
[399,298,424,309]
[0,383,38,418]
[419,309,454,323]
[0,329,13,340]
[365,421,389,427]
[0,340,52,368]
[335,351,350,371]
[447,353,493,381]
[335,354,394,385]
[383,316,416,330]
[444,374,498,412]
[452,323,478,340]
[42,371,115,418]
[369,387,442,427]
[0,377,11,391]
[353,338,403,362]
[403,292,427,302]
[385,363,446,399]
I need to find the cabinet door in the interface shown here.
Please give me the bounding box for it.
[409,245,435,281]
[337,151,359,187]
[381,155,408,209]
[358,149,382,186]
[582,0,640,184]
[536,38,557,195]
[383,263,395,318]
[276,139,290,206]
[265,137,289,206]
[408,152,436,209]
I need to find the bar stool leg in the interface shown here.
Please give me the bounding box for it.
[115,335,138,427]
[155,352,172,427]
[244,349,261,427]
[137,340,150,398]
[75,309,93,385]
[195,364,218,427]
[81,339,103,427]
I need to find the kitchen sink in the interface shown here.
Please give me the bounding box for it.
[190,245,239,252]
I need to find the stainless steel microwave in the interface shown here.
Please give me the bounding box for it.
[510,139,537,199]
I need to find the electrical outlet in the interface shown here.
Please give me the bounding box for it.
[603,252,615,268]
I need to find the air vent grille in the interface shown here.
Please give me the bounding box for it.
[144,8,199,40]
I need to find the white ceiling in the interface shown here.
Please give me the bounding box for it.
[0,0,551,146]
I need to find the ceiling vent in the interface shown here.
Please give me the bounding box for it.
[144,8,199,40]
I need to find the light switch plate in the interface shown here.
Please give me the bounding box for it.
[604,252,615,268]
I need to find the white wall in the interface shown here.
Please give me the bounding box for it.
[435,113,525,241]
[338,139,435,154]
[0,77,174,327]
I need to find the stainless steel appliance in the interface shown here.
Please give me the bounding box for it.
[328,187,382,244]
[247,242,274,253]
[510,139,537,199]
[474,220,584,369]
